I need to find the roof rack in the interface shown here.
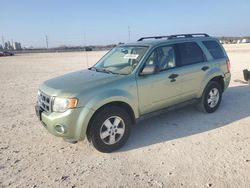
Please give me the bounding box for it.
[137,33,209,41]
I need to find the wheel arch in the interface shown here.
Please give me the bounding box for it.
[210,76,225,92]
[198,70,225,98]
[86,101,136,142]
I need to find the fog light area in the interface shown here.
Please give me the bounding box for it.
[55,124,66,134]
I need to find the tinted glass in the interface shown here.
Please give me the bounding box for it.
[203,41,225,59]
[144,46,176,71]
[177,42,205,66]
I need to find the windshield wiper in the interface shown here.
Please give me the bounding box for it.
[89,67,120,75]
[89,67,106,73]
[101,69,119,75]
[88,67,98,71]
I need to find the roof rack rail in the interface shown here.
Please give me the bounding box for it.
[168,33,209,39]
[137,33,209,41]
[137,35,169,41]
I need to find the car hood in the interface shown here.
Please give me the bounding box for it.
[39,69,119,97]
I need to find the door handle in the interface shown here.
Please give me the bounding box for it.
[168,74,179,79]
[201,66,209,71]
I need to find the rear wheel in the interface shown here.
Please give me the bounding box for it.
[197,81,222,113]
[89,106,132,153]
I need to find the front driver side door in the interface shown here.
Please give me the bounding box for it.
[136,45,183,115]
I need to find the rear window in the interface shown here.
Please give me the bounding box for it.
[202,41,225,59]
[177,42,205,66]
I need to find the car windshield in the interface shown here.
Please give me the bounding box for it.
[91,46,148,75]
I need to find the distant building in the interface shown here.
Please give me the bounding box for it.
[14,42,22,50]
[8,41,13,50]
[4,41,13,50]
[2,41,21,50]
[0,45,3,50]
[4,42,8,50]
[241,39,250,43]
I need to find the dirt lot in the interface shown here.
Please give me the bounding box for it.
[0,44,250,188]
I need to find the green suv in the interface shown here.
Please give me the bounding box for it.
[35,33,231,152]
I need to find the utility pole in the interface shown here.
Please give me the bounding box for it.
[128,26,131,41]
[45,35,48,49]
[84,32,89,67]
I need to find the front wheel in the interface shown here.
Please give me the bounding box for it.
[197,81,222,113]
[89,106,132,153]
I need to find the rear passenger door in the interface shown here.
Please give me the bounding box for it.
[175,42,208,100]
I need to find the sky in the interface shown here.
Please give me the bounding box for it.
[1,0,250,48]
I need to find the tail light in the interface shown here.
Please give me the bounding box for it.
[226,59,231,73]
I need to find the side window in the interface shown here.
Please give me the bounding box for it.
[144,46,176,71]
[202,40,225,59]
[177,42,205,66]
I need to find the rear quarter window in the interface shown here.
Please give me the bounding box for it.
[177,42,205,66]
[202,40,226,59]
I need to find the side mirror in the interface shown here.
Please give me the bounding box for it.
[140,64,160,76]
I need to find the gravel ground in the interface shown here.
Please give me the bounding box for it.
[0,44,250,188]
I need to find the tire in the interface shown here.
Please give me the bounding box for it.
[89,105,132,153]
[197,81,222,113]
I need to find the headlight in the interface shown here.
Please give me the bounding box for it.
[52,97,78,113]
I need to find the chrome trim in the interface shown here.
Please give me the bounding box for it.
[37,90,52,113]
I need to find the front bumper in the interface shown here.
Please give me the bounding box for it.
[35,105,94,141]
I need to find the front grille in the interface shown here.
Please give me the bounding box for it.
[37,91,52,113]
